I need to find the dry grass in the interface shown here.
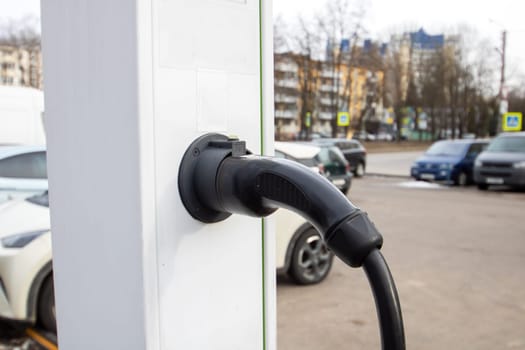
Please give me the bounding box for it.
[363,141,432,153]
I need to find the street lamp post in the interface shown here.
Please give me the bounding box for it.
[497,30,508,133]
[490,19,508,133]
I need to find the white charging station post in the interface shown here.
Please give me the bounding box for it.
[41,1,275,349]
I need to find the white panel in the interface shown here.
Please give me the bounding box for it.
[41,1,151,349]
[158,0,258,74]
[261,2,276,349]
[153,0,267,349]
[197,70,228,132]
[43,0,274,349]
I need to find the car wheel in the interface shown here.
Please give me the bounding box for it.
[456,172,468,186]
[289,228,334,285]
[354,162,365,177]
[38,275,56,333]
[477,183,488,191]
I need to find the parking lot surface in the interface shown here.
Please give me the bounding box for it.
[366,151,423,177]
[1,177,523,349]
[277,177,525,350]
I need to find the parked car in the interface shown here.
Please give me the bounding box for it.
[274,142,336,284]
[474,132,525,190]
[0,145,47,204]
[275,208,333,285]
[275,141,323,174]
[0,145,338,333]
[315,143,352,193]
[276,141,352,194]
[293,131,331,141]
[411,139,488,185]
[352,130,376,142]
[376,132,395,142]
[0,194,333,337]
[0,191,54,332]
[0,86,46,145]
[313,138,367,177]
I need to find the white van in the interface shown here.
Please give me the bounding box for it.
[0,86,45,145]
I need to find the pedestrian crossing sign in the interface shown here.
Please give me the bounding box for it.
[502,112,522,131]
[337,112,350,126]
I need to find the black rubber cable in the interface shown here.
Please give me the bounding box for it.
[363,249,406,350]
[179,135,406,349]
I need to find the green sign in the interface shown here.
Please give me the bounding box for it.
[337,112,350,126]
[305,112,311,128]
[502,112,522,131]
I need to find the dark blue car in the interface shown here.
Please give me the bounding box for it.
[411,140,488,186]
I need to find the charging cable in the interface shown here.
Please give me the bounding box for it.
[179,134,405,350]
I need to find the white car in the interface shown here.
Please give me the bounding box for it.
[274,141,323,173]
[274,142,334,284]
[0,144,334,332]
[0,145,48,204]
[0,194,332,333]
[0,192,54,332]
[275,208,333,284]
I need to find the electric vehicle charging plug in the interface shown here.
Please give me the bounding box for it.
[179,133,383,267]
[216,155,383,268]
[178,134,405,349]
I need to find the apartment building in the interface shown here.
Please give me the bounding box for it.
[0,45,43,89]
[274,53,301,140]
[274,50,384,139]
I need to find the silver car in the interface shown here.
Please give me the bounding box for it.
[0,145,47,203]
[474,132,525,190]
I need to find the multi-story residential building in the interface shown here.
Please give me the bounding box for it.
[389,28,452,102]
[274,49,384,140]
[0,45,43,89]
[385,28,459,139]
[274,53,301,140]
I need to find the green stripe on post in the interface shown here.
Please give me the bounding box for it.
[258,1,266,349]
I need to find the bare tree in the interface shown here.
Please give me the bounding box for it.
[292,16,322,139]
[316,0,367,137]
[357,44,384,132]
[273,15,289,54]
[443,26,498,138]
[383,32,411,141]
[0,16,41,48]
[507,80,525,127]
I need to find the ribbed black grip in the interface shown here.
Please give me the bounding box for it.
[256,172,310,213]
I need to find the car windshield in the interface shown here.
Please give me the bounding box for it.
[425,141,466,157]
[26,191,49,207]
[297,158,317,167]
[316,146,346,165]
[486,136,525,153]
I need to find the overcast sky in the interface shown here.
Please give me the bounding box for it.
[275,0,525,82]
[1,0,524,80]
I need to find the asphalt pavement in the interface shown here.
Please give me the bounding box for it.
[277,176,525,350]
[366,151,423,177]
[1,151,522,350]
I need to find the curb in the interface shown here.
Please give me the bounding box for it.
[364,173,412,179]
[26,329,57,350]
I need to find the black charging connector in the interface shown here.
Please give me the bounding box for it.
[179,133,405,350]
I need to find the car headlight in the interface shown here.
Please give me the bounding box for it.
[1,230,48,248]
[439,163,452,169]
[474,159,482,167]
[513,161,525,169]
